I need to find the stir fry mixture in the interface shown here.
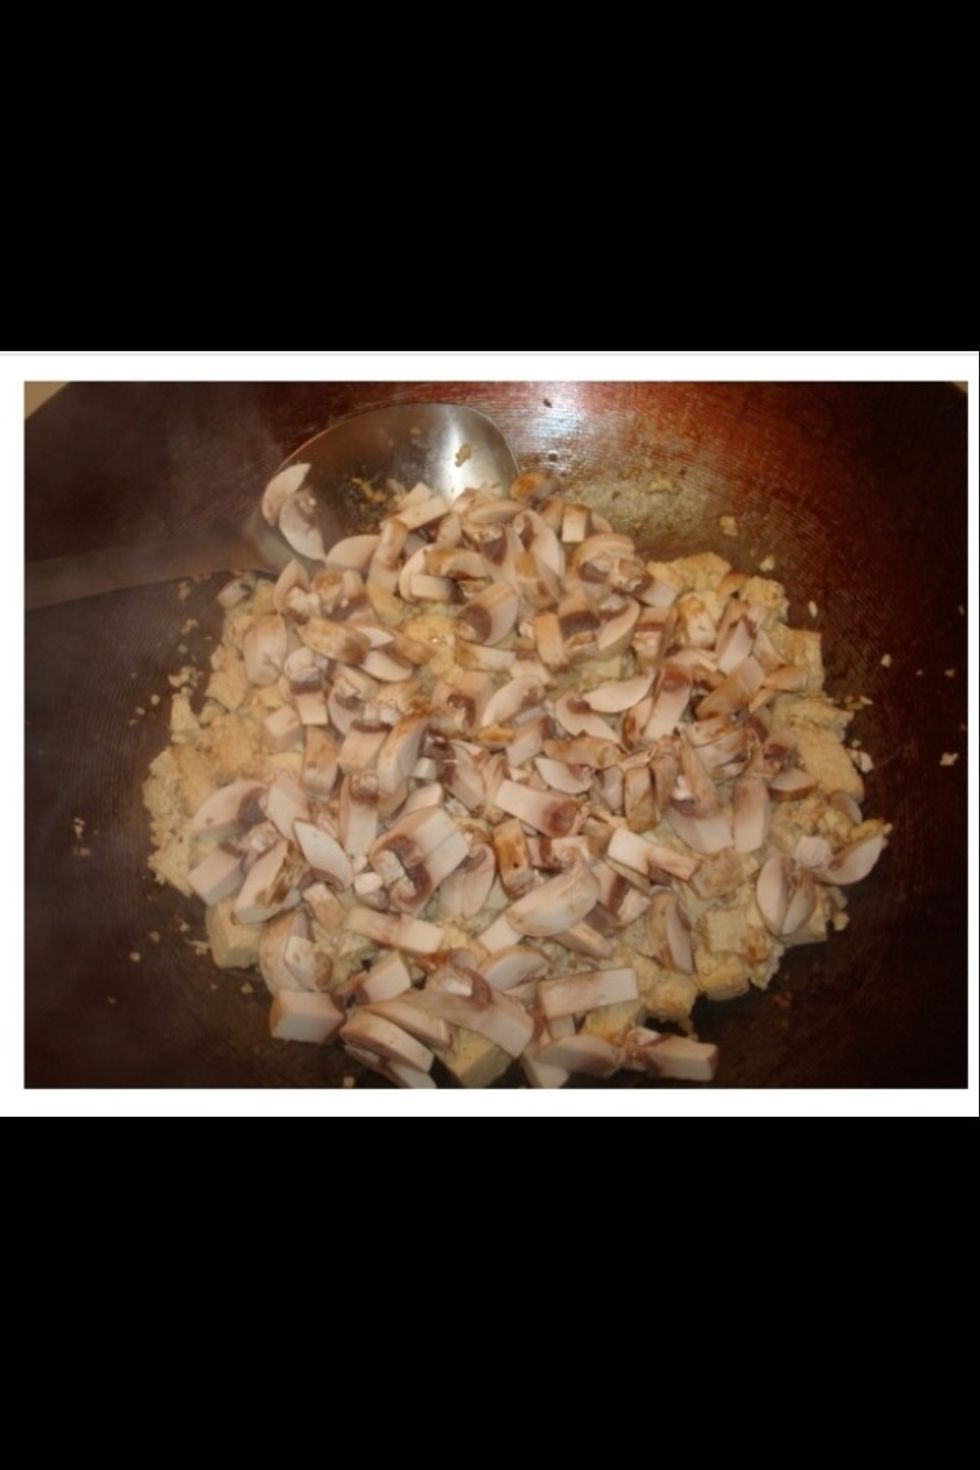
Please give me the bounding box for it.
[143,467,888,1087]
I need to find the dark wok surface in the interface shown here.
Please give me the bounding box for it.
[25,382,968,1088]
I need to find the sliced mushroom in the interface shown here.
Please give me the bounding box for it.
[265,773,311,840]
[813,833,885,886]
[454,640,516,673]
[293,820,353,889]
[235,840,303,923]
[505,716,548,767]
[606,827,699,883]
[494,778,582,837]
[323,534,380,572]
[624,1029,718,1082]
[388,825,471,914]
[769,767,818,801]
[534,1034,622,1077]
[582,671,654,714]
[492,818,535,897]
[696,655,764,719]
[533,611,568,670]
[511,471,559,504]
[440,741,486,812]
[300,727,339,798]
[273,558,311,615]
[456,582,520,646]
[375,712,430,795]
[279,488,326,561]
[481,677,547,730]
[533,758,593,795]
[284,935,334,992]
[263,704,303,753]
[755,853,794,935]
[597,597,640,657]
[553,694,615,742]
[550,922,615,959]
[539,966,638,1020]
[338,772,380,855]
[506,861,600,937]
[301,617,371,664]
[715,612,755,675]
[188,846,245,906]
[344,906,444,956]
[338,718,389,774]
[480,946,549,991]
[362,999,451,1053]
[666,805,734,856]
[830,790,863,824]
[261,463,309,525]
[191,780,266,842]
[622,766,658,833]
[405,987,533,1059]
[341,1011,435,1074]
[733,774,771,853]
[356,952,413,1004]
[438,842,496,918]
[394,493,451,531]
[644,664,692,740]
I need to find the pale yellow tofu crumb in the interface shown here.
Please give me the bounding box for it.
[939,752,959,767]
[758,553,776,572]
[945,668,956,679]
[880,653,892,668]
[129,951,142,963]
[177,581,192,601]
[718,514,738,538]
[808,600,818,619]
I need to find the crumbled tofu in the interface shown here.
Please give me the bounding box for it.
[808,600,818,619]
[441,1027,511,1088]
[769,624,824,690]
[455,442,472,466]
[129,951,141,963]
[72,816,86,840]
[206,897,264,969]
[147,931,161,944]
[945,668,956,679]
[581,998,647,1046]
[739,575,789,622]
[703,905,751,956]
[758,553,776,572]
[695,950,751,1001]
[880,653,893,668]
[177,581,192,601]
[718,514,738,538]
[940,752,959,767]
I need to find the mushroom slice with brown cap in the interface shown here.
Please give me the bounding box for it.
[406,987,534,1059]
[678,739,721,817]
[493,818,535,897]
[188,847,244,906]
[397,545,429,602]
[440,741,486,812]
[733,775,770,853]
[539,967,638,1020]
[769,768,818,801]
[813,832,885,886]
[338,718,389,774]
[582,671,654,715]
[243,614,288,685]
[464,495,523,525]
[360,647,417,682]
[553,694,616,742]
[597,597,641,658]
[273,558,310,614]
[506,716,548,768]
[457,582,520,646]
[513,508,564,575]
[293,821,354,890]
[324,534,381,572]
[569,532,635,575]
[279,489,326,562]
[345,907,444,955]
[265,773,310,841]
[261,463,309,525]
[361,999,451,1053]
[533,611,569,670]
[341,1011,435,1074]
[623,766,658,833]
[284,936,334,992]
[542,737,621,770]
[356,952,413,1004]
[494,779,582,837]
[644,664,693,741]
[515,550,561,609]
[302,728,339,797]
[533,758,593,795]
[376,712,430,795]
[235,841,303,924]
[394,493,451,531]
[191,780,266,842]
[388,826,470,913]
[455,641,516,674]
[551,922,616,959]
[506,861,600,937]
[301,617,371,664]
[624,1029,718,1082]
[338,772,380,855]
[480,946,549,991]
[438,842,496,918]
[696,655,764,719]
[606,827,700,883]
[666,806,734,856]
[264,704,303,753]
[534,1034,622,1078]
[481,677,547,730]
[425,546,490,580]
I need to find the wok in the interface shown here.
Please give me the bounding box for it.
[24,381,968,1088]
